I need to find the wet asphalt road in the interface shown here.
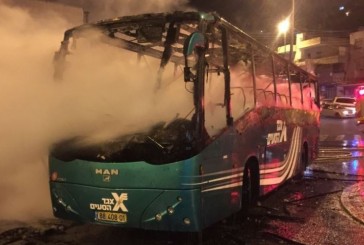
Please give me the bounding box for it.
[2,117,364,245]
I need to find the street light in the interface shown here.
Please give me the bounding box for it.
[278,18,290,58]
[277,0,295,62]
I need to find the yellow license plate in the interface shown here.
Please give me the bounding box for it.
[95,211,127,223]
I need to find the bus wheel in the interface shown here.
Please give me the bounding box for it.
[242,159,260,208]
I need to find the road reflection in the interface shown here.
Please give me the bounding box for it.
[341,159,364,179]
[342,139,364,147]
[303,166,313,178]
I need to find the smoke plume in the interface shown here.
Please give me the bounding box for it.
[54,0,192,22]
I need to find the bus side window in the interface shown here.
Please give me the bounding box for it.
[253,48,275,107]
[302,79,316,109]
[289,68,303,109]
[227,32,254,118]
[308,79,319,109]
[273,58,290,107]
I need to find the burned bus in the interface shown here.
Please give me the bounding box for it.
[49,11,320,232]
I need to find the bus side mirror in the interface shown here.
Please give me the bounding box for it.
[183,32,206,82]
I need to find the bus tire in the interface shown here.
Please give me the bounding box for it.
[242,158,260,208]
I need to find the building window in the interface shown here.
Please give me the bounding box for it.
[354,39,363,49]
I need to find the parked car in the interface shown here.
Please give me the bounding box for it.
[330,97,356,107]
[321,97,356,118]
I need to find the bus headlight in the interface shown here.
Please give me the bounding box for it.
[183,218,191,225]
[155,213,162,221]
[167,206,174,215]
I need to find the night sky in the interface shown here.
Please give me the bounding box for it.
[190,0,364,37]
[189,0,364,45]
[52,0,364,30]
[53,0,364,39]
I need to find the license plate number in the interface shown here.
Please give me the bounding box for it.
[95,211,127,223]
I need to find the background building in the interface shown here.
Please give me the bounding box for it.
[347,29,364,84]
[278,28,364,99]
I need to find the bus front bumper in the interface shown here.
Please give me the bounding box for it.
[50,182,202,232]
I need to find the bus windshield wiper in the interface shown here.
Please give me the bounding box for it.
[147,136,168,152]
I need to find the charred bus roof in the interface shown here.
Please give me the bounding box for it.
[55,11,316,82]
[54,12,217,76]
[62,11,216,42]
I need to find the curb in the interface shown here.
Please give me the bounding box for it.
[341,182,364,225]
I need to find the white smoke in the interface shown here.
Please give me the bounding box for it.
[79,0,193,21]
[101,0,190,13]
[50,35,193,145]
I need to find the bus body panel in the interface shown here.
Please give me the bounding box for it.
[50,157,201,189]
[49,107,319,232]
[50,182,202,231]
[199,107,318,228]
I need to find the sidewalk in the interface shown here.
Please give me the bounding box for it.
[341,182,364,224]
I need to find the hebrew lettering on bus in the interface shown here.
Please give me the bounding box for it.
[90,193,128,212]
[267,120,287,146]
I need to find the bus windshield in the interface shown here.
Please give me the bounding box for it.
[53,118,196,164]
[52,12,204,164]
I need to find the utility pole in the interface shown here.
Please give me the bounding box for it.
[289,0,295,62]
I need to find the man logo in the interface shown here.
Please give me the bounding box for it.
[95,169,119,175]
[95,169,119,182]
[103,175,111,182]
